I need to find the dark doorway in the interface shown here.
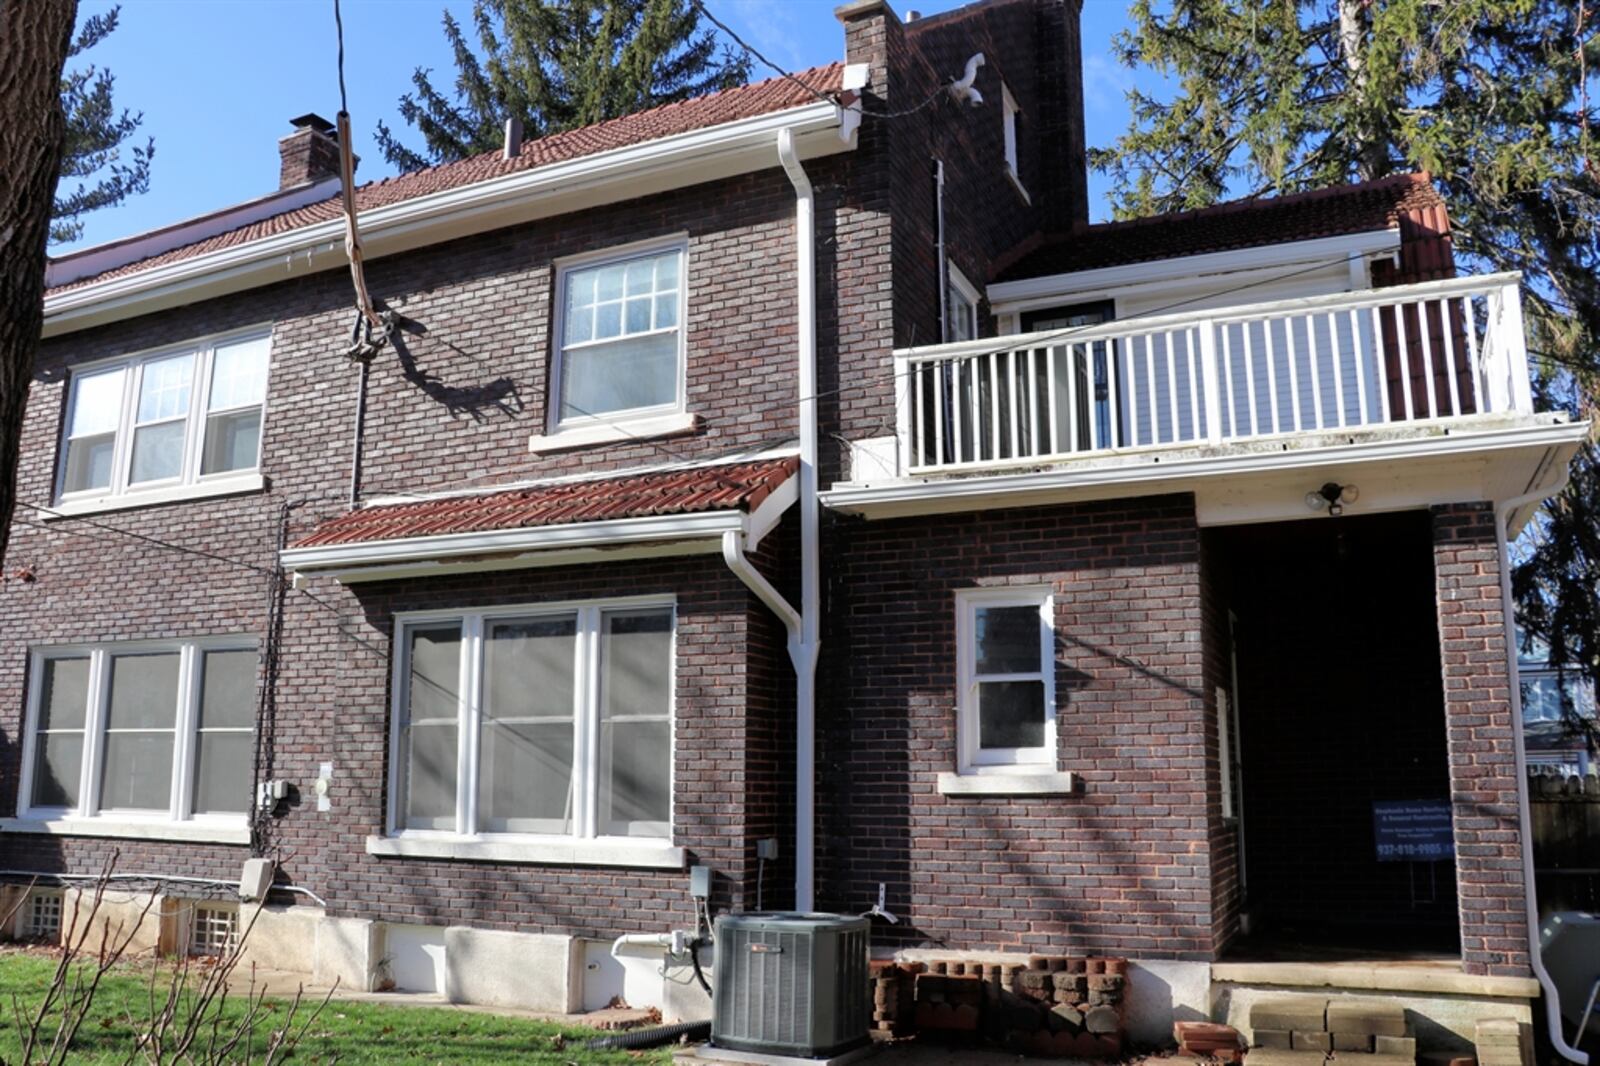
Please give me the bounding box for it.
[1210,511,1461,958]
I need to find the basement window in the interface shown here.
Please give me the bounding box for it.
[21,890,63,942]
[19,642,257,826]
[551,242,686,433]
[955,587,1055,772]
[188,902,239,957]
[56,329,271,505]
[390,597,675,843]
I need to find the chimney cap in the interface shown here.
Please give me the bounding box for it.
[288,113,336,136]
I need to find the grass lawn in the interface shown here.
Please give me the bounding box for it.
[0,950,676,1064]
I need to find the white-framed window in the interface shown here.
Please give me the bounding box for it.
[955,587,1055,773]
[56,329,271,503]
[188,902,238,956]
[389,597,675,843]
[551,240,686,431]
[19,640,257,825]
[1001,83,1024,193]
[21,890,63,942]
[946,263,981,343]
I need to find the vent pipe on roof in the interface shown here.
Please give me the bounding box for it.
[503,116,523,160]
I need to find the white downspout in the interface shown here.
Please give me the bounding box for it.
[774,127,821,912]
[1494,479,1588,1064]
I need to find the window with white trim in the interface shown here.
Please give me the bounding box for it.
[955,588,1055,772]
[553,243,685,429]
[946,263,980,343]
[21,642,257,823]
[1001,83,1022,187]
[57,330,270,502]
[391,599,675,842]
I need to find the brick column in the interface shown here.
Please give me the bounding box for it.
[1431,502,1532,976]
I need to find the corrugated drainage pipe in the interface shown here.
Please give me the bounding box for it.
[582,1019,711,1052]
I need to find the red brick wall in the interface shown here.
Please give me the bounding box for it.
[0,168,819,926]
[817,495,1226,960]
[826,0,1087,482]
[1432,502,1531,976]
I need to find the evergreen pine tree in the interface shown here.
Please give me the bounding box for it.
[376,0,749,172]
[53,5,153,245]
[1097,0,1600,712]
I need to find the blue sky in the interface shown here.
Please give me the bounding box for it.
[61,0,1152,253]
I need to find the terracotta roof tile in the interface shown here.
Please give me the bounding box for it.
[292,457,798,549]
[49,65,845,297]
[998,173,1445,281]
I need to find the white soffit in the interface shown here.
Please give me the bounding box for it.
[282,470,798,584]
[820,418,1589,526]
[986,229,1401,313]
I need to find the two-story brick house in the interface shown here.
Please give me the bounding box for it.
[2,0,1586,1050]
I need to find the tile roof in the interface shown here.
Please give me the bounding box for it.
[997,172,1445,281]
[48,64,845,297]
[292,457,798,549]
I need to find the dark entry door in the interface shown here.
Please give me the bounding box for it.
[1217,511,1461,955]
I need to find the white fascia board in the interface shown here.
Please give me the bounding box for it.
[985,229,1401,311]
[280,509,753,575]
[46,178,343,289]
[820,418,1590,519]
[44,101,848,338]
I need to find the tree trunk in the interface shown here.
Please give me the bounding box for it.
[1337,0,1387,181]
[0,0,78,567]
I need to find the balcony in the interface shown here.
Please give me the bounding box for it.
[894,273,1535,474]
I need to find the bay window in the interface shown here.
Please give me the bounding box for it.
[57,330,270,503]
[955,587,1055,773]
[20,641,257,827]
[390,598,675,843]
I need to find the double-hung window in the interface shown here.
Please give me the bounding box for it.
[20,641,257,828]
[57,330,270,503]
[390,598,675,843]
[955,587,1055,772]
[553,243,685,430]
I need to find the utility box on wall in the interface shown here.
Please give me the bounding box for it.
[711,912,870,1058]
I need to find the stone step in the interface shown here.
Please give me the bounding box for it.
[1327,998,1408,1038]
[1251,998,1330,1034]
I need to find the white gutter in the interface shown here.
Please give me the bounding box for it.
[766,126,820,913]
[1495,479,1589,1064]
[280,509,751,574]
[43,101,848,338]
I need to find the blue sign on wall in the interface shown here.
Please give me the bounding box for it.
[1372,800,1455,862]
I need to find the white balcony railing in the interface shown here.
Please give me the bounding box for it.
[895,272,1535,473]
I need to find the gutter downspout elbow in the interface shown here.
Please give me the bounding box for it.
[1494,482,1589,1064]
[777,126,821,913]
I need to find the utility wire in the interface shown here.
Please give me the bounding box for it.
[691,0,950,120]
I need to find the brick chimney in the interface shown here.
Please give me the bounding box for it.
[278,113,345,190]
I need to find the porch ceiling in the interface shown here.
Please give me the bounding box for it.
[820,415,1586,532]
